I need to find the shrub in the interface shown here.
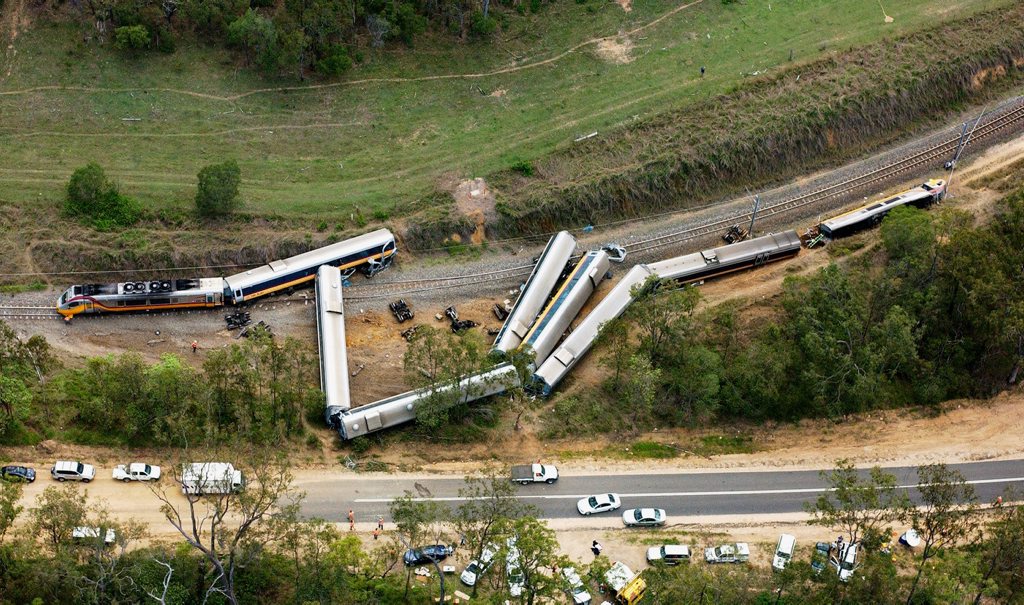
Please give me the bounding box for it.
[372,209,390,221]
[470,11,497,38]
[511,159,534,176]
[64,163,140,228]
[315,44,353,76]
[195,160,242,217]
[113,25,151,54]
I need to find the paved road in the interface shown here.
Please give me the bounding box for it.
[297,459,1024,523]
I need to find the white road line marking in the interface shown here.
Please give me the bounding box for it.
[351,476,1024,503]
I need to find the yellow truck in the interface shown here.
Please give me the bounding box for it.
[603,561,647,605]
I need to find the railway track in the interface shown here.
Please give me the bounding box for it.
[344,97,1024,300]
[0,305,59,320]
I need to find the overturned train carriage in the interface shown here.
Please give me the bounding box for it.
[316,266,353,428]
[336,364,520,439]
[531,230,802,395]
[491,231,578,354]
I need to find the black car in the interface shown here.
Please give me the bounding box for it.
[403,544,452,566]
[0,465,36,483]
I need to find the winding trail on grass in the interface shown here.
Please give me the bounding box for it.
[0,0,705,102]
[0,121,363,139]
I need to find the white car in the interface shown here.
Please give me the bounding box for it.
[647,544,691,565]
[621,508,666,527]
[112,463,162,482]
[73,526,116,545]
[831,542,859,582]
[772,534,796,571]
[506,538,524,597]
[577,493,622,516]
[459,543,497,586]
[704,543,750,564]
[562,566,592,604]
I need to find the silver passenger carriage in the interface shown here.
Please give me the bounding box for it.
[818,179,946,238]
[223,228,396,304]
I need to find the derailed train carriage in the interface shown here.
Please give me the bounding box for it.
[56,229,396,317]
[530,230,803,395]
[818,179,946,238]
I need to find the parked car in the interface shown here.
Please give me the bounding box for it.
[647,544,691,565]
[577,493,622,516]
[459,543,497,586]
[73,527,116,545]
[51,460,95,483]
[112,463,161,482]
[403,544,452,566]
[621,508,666,527]
[0,465,35,483]
[561,566,592,604]
[831,542,859,582]
[810,542,831,575]
[772,534,796,571]
[704,543,750,564]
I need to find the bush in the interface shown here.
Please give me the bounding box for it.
[315,44,353,76]
[64,163,140,228]
[470,11,497,38]
[195,160,242,217]
[511,159,534,176]
[113,25,151,54]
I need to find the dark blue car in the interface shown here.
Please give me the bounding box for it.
[403,544,452,566]
[0,465,36,483]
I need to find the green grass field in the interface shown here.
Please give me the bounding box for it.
[0,0,1009,219]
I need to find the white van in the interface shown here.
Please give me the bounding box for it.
[772,534,796,571]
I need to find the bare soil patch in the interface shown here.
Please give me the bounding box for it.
[595,36,635,64]
[452,177,498,244]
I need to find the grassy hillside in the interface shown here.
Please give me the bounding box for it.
[0,0,1009,220]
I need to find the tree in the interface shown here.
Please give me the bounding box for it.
[973,489,1024,604]
[151,451,296,605]
[113,25,151,54]
[499,516,564,604]
[628,277,701,364]
[454,468,536,597]
[390,491,447,600]
[806,459,908,549]
[904,463,979,605]
[0,481,23,540]
[64,163,140,228]
[30,485,88,551]
[0,374,30,437]
[195,160,242,217]
[402,326,489,430]
[622,354,660,432]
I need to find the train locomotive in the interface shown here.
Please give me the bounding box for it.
[57,228,396,318]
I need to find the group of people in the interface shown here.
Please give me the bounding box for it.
[347,509,387,540]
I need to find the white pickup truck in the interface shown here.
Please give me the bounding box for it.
[510,463,559,485]
[181,462,244,495]
[112,463,161,482]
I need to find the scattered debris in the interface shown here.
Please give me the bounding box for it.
[351,364,365,377]
[602,243,628,263]
[225,311,252,330]
[401,325,421,341]
[721,225,749,244]
[239,321,271,339]
[389,300,414,323]
[451,319,478,334]
[146,339,164,346]
[444,306,459,322]
[492,304,509,321]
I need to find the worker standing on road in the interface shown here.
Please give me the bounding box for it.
[191,340,198,354]
[348,509,355,531]
[377,515,385,531]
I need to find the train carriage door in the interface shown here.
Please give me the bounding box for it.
[753,252,768,266]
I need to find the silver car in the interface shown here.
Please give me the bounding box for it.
[621,508,666,527]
